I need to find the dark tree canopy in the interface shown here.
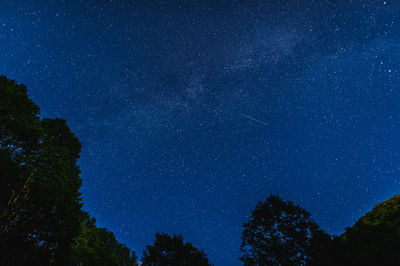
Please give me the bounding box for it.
[142,233,211,266]
[72,212,137,266]
[0,75,137,265]
[0,75,83,265]
[240,195,329,265]
[337,195,400,265]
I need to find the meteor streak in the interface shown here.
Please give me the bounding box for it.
[241,114,268,127]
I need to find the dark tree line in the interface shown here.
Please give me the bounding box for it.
[2,75,400,265]
[142,233,211,266]
[0,75,209,266]
[241,194,400,265]
[0,76,137,265]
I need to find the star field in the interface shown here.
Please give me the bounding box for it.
[2,0,400,265]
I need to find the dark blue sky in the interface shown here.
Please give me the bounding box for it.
[2,0,400,264]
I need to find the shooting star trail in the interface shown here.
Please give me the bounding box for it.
[241,114,268,127]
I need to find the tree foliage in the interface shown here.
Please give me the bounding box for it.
[338,195,400,265]
[0,75,83,264]
[142,233,211,266]
[240,195,330,265]
[72,212,137,266]
[0,75,137,265]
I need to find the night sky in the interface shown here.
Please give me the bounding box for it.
[2,0,400,264]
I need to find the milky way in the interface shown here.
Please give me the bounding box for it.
[2,0,400,264]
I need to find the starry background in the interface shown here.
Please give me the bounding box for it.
[2,0,400,264]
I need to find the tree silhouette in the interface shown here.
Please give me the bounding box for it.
[72,212,137,266]
[339,195,400,265]
[0,75,83,265]
[240,195,330,265]
[0,75,136,265]
[142,233,211,266]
